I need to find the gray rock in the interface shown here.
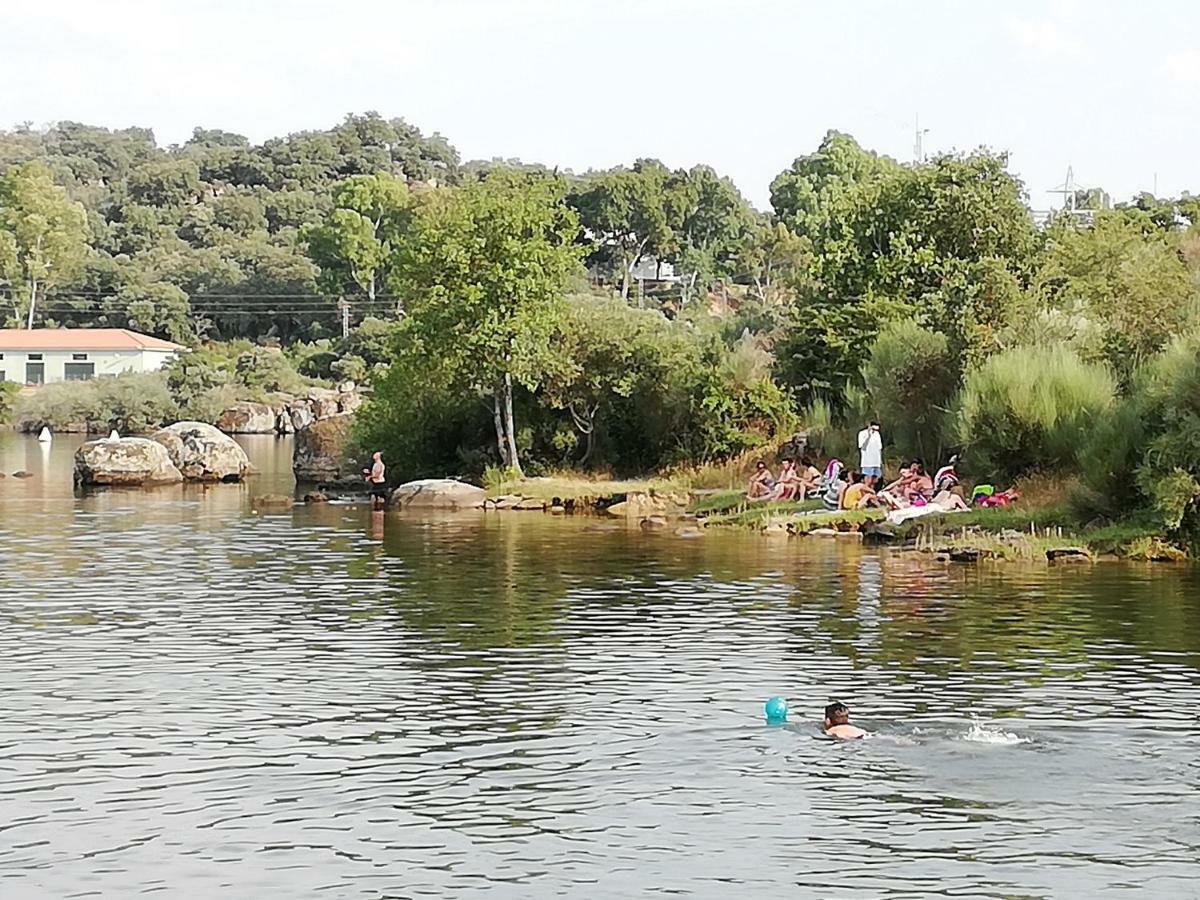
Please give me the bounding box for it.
[293,414,355,482]
[338,391,364,415]
[152,421,252,482]
[1046,546,1091,562]
[389,478,486,511]
[216,401,277,434]
[287,401,316,433]
[252,494,293,511]
[75,438,184,488]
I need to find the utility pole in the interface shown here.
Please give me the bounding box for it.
[914,115,930,163]
[1049,166,1076,213]
[338,296,349,338]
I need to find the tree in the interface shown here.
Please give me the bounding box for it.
[663,165,755,304]
[735,219,812,305]
[769,139,1036,402]
[1030,211,1197,382]
[569,160,671,303]
[769,130,895,238]
[542,297,674,464]
[862,320,957,462]
[387,170,583,475]
[302,173,409,309]
[0,161,90,327]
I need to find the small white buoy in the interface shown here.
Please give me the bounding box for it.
[108,429,120,441]
[37,426,52,443]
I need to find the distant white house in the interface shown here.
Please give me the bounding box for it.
[629,256,679,283]
[0,329,185,385]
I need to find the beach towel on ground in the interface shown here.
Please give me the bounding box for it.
[886,501,971,525]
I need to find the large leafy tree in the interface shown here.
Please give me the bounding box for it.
[302,173,410,309]
[0,161,91,327]
[541,297,685,463]
[569,160,671,303]
[384,170,583,475]
[663,165,756,304]
[735,219,812,305]
[771,138,1036,402]
[1029,211,1198,382]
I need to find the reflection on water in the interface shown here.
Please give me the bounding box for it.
[1,433,1199,897]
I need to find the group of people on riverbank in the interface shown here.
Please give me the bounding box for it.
[746,421,1007,515]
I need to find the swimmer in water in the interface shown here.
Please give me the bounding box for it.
[823,701,868,740]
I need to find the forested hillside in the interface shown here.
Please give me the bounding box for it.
[0,113,457,341]
[6,114,1200,539]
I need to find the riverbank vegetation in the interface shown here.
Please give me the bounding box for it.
[5,118,1200,547]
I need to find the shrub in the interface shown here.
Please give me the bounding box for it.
[15,372,178,433]
[0,381,20,424]
[234,346,306,394]
[953,345,1116,481]
[862,319,957,462]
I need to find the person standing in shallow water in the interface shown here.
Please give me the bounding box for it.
[365,451,388,509]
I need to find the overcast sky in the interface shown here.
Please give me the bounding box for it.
[3,0,1197,210]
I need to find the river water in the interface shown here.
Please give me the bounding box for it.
[0,433,1198,898]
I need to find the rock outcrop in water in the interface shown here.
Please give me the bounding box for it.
[152,421,252,482]
[603,491,690,518]
[215,401,277,434]
[389,479,486,510]
[74,437,184,487]
[217,384,365,435]
[293,413,355,482]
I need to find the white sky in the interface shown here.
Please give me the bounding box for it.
[3,0,1198,210]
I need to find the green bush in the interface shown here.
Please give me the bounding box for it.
[862,319,957,463]
[1129,332,1200,534]
[234,346,307,394]
[15,373,178,433]
[953,345,1116,480]
[0,381,19,425]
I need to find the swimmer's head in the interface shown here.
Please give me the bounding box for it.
[824,701,850,727]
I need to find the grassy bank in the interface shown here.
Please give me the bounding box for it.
[478,466,1188,562]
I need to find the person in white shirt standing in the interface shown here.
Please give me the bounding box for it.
[857,421,883,488]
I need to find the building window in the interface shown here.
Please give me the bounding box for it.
[72,352,88,361]
[0,370,5,382]
[28,353,42,361]
[0,352,5,360]
[64,362,95,381]
[25,362,44,385]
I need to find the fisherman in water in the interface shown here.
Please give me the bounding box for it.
[823,701,868,740]
[364,451,388,509]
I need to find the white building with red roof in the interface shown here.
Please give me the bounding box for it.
[0,328,185,385]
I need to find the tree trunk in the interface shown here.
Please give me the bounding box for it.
[620,256,631,302]
[492,389,510,467]
[501,373,522,476]
[569,401,598,465]
[752,275,766,304]
[25,279,38,330]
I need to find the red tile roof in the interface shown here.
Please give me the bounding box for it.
[0,328,185,352]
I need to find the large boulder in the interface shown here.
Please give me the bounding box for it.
[306,387,342,420]
[287,401,316,432]
[338,391,364,415]
[604,491,690,518]
[75,437,184,488]
[216,401,277,434]
[293,413,355,482]
[389,479,486,511]
[152,421,252,482]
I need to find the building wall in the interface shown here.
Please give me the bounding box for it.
[0,348,179,384]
